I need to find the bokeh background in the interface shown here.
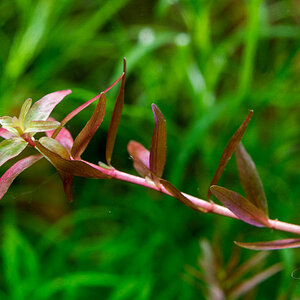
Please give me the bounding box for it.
[0,0,300,299]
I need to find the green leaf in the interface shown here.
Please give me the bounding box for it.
[0,138,28,167]
[24,90,71,126]
[35,141,110,179]
[150,104,167,178]
[39,137,70,159]
[160,179,206,212]
[106,58,126,165]
[208,110,253,199]
[18,98,32,127]
[25,120,60,133]
[234,239,300,250]
[209,185,270,227]
[235,142,268,216]
[71,92,106,159]
[127,140,150,177]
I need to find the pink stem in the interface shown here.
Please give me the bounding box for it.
[82,161,300,236]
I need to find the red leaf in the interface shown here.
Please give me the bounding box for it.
[58,171,73,202]
[106,58,126,165]
[127,140,150,177]
[209,185,270,227]
[160,179,206,212]
[0,128,15,139]
[235,142,268,216]
[150,104,167,178]
[234,239,300,250]
[71,93,106,159]
[35,141,110,179]
[208,110,253,199]
[0,154,42,200]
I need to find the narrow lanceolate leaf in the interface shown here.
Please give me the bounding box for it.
[209,185,270,227]
[39,137,70,159]
[208,110,253,199]
[58,171,73,202]
[0,128,15,139]
[25,120,61,133]
[18,98,32,127]
[0,138,28,167]
[0,154,42,200]
[127,140,150,177]
[24,90,72,126]
[105,58,126,165]
[160,179,206,212]
[46,118,74,152]
[35,141,110,179]
[71,93,106,159]
[235,142,268,216]
[234,239,300,250]
[150,104,167,178]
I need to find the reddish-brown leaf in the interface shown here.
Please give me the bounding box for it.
[150,104,167,178]
[127,140,150,177]
[105,58,126,165]
[160,179,206,212]
[71,93,106,159]
[234,239,300,250]
[208,110,253,199]
[209,185,270,227]
[235,142,268,216]
[35,141,110,179]
[58,171,73,202]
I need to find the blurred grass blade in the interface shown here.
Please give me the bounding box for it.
[35,141,110,179]
[71,92,106,159]
[208,110,253,199]
[160,179,206,212]
[58,171,73,202]
[209,185,270,227]
[106,58,126,165]
[235,142,268,216]
[39,137,70,159]
[234,239,300,250]
[228,263,282,299]
[127,140,150,177]
[25,90,71,126]
[0,154,42,200]
[0,138,28,167]
[150,104,167,178]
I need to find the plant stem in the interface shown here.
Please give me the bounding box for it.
[95,166,300,236]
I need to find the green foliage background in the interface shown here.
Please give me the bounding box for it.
[0,0,299,299]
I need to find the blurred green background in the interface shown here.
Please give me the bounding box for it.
[0,0,300,299]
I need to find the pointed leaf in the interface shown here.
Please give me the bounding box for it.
[234,239,300,250]
[18,98,32,127]
[0,154,42,200]
[150,104,167,178]
[35,141,110,179]
[0,128,15,139]
[39,137,70,159]
[208,110,253,199]
[209,185,270,227]
[58,171,73,202]
[46,118,74,152]
[0,116,14,127]
[235,142,268,216]
[160,179,206,212]
[25,120,60,133]
[127,140,150,177]
[106,58,126,165]
[71,93,106,159]
[228,263,282,299]
[0,138,28,167]
[24,90,71,126]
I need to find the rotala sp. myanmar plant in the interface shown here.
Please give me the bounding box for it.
[0,59,299,250]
